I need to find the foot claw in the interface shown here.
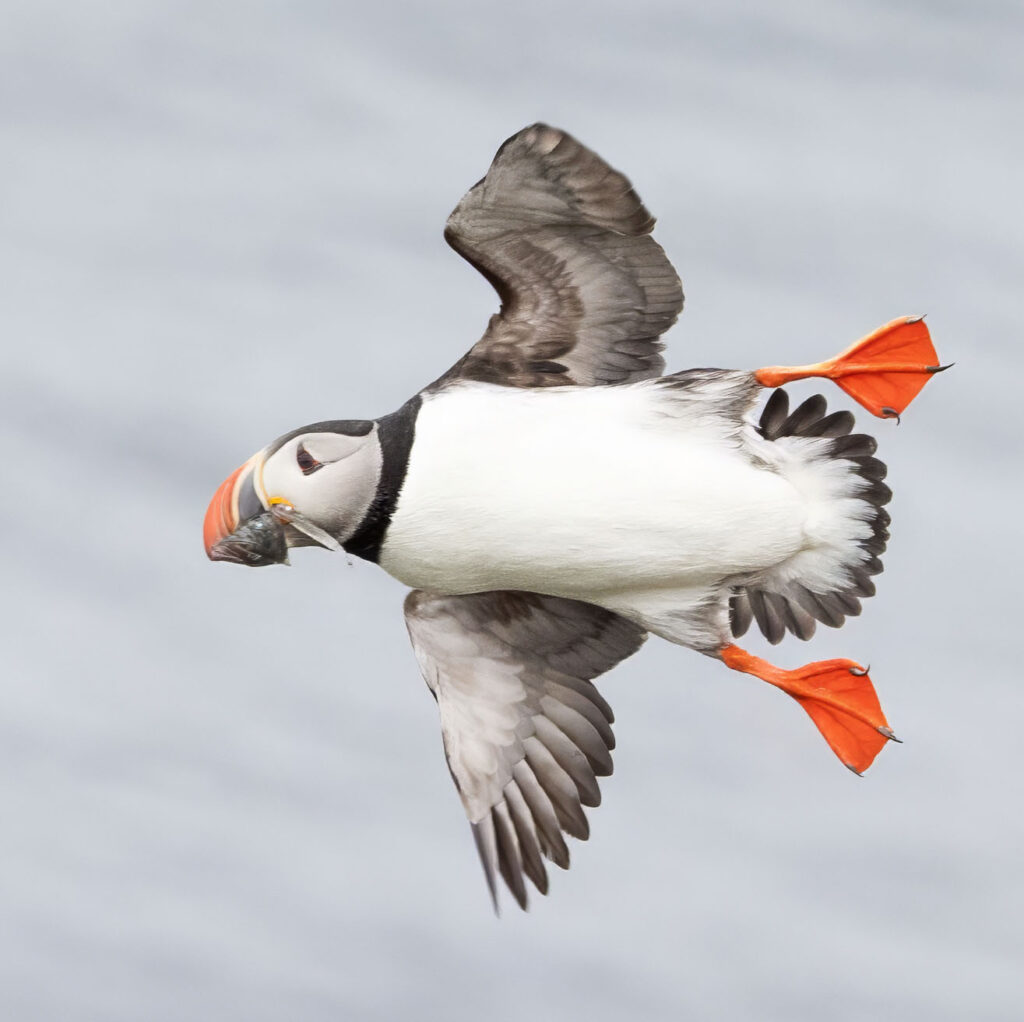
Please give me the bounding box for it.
[849,664,870,676]
[845,763,864,777]
[880,407,901,424]
[927,362,954,374]
[877,726,902,743]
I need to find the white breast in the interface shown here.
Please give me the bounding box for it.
[379,382,805,599]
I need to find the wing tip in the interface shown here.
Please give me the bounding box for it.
[471,817,501,914]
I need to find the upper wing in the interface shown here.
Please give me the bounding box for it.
[404,589,646,910]
[433,124,684,390]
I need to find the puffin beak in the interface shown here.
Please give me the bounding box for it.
[203,454,289,567]
[204,457,253,557]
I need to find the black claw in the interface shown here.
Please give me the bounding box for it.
[845,763,864,777]
[880,407,901,424]
[927,362,954,374]
[877,726,903,743]
[849,664,870,676]
[907,314,927,323]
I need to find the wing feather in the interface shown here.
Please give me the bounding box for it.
[471,814,499,910]
[503,782,548,894]
[539,696,614,776]
[512,760,570,869]
[492,802,528,910]
[433,124,683,390]
[523,736,591,839]
[544,682,616,749]
[404,589,645,909]
[532,716,602,808]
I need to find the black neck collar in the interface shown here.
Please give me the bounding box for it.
[343,395,421,563]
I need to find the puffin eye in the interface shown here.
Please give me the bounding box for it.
[296,444,322,475]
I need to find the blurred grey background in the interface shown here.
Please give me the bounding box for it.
[2,1,1022,1019]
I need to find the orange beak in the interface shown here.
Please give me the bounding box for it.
[203,455,262,560]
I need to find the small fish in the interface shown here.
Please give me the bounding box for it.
[208,512,289,567]
[268,500,344,553]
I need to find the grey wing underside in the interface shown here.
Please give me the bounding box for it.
[403,589,646,911]
[432,124,684,390]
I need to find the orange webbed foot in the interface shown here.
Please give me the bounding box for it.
[756,316,949,420]
[721,645,899,775]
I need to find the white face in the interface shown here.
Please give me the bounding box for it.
[257,426,384,544]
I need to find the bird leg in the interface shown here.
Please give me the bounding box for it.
[755,316,948,420]
[719,644,899,775]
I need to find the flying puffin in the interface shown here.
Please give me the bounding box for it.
[204,124,946,911]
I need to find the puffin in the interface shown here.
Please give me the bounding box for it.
[204,124,946,911]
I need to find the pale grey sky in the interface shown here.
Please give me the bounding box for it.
[2,1,1022,1019]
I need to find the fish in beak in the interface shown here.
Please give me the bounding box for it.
[203,455,289,566]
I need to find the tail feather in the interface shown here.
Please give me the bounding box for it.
[731,390,890,644]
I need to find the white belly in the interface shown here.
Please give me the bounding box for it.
[379,382,805,599]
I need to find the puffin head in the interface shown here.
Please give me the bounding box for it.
[203,419,384,566]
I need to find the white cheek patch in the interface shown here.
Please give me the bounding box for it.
[261,449,304,504]
[302,432,368,464]
[259,428,383,547]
